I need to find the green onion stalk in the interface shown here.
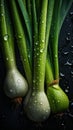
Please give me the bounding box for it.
[46,0,73,113]
[25,0,51,122]
[0,0,28,104]
[9,0,32,87]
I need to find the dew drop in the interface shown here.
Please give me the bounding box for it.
[28,54,30,58]
[38,64,40,67]
[65,89,69,93]
[6,57,8,61]
[71,45,73,48]
[18,35,22,39]
[61,123,64,126]
[0,4,3,7]
[41,20,44,24]
[4,34,9,41]
[69,11,73,16]
[34,48,36,51]
[40,102,43,105]
[24,58,26,61]
[10,89,13,93]
[17,79,21,85]
[65,36,71,43]
[32,92,35,96]
[55,54,57,58]
[45,110,48,113]
[60,72,65,77]
[71,102,73,107]
[40,49,44,53]
[35,42,38,45]
[63,51,69,55]
[34,100,37,103]
[57,100,60,103]
[64,61,72,66]
[71,71,73,74]
[42,39,44,43]
[11,58,13,61]
[36,53,39,56]
[33,79,36,83]
[1,13,4,16]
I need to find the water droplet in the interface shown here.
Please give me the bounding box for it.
[45,110,48,113]
[55,54,57,58]
[65,89,69,93]
[64,61,72,66]
[1,13,4,16]
[4,34,9,41]
[11,58,13,61]
[69,11,73,16]
[6,57,8,61]
[33,80,36,83]
[60,72,65,77]
[61,123,64,126]
[38,64,40,67]
[63,51,69,55]
[34,48,36,51]
[35,42,38,45]
[71,45,73,48]
[36,53,39,56]
[34,100,37,103]
[41,20,44,24]
[71,102,73,107]
[0,4,3,7]
[65,36,71,43]
[42,39,44,43]
[28,54,30,58]
[71,71,73,74]
[32,92,35,96]
[10,89,13,93]
[57,100,60,103]
[24,58,26,61]
[39,79,41,82]
[17,79,21,85]
[18,35,22,39]
[40,102,43,105]
[40,49,44,53]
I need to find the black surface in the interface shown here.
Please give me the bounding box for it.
[0,4,73,130]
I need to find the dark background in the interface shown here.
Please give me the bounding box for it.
[0,3,73,130]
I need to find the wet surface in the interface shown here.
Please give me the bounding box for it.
[0,3,73,130]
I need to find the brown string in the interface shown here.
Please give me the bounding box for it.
[48,79,59,87]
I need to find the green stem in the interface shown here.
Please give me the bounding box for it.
[45,0,55,85]
[26,0,32,21]
[33,0,48,91]
[50,0,62,79]
[59,0,73,31]
[17,0,32,45]
[22,0,26,7]
[45,57,54,85]
[9,0,32,86]
[0,0,16,70]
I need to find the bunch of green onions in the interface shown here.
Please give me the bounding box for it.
[0,0,73,122]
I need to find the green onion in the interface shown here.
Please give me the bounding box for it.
[0,0,28,101]
[46,0,72,113]
[9,0,32,87]
[24,0,51,122]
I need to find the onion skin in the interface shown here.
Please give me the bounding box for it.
[25,91,50,122]
[47,84,69,113]
[4,68,28,99]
